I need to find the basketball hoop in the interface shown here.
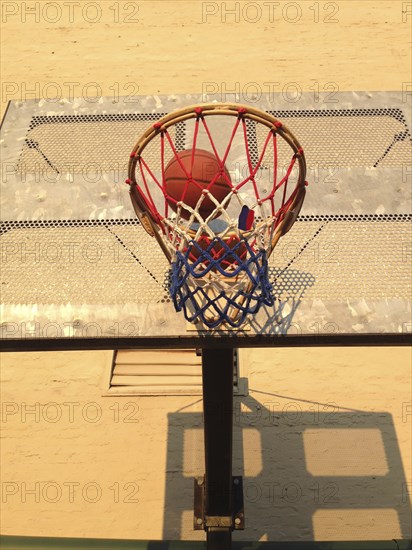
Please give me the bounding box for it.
[126,103,307,328]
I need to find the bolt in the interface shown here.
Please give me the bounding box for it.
[233,478,239,485]
[196,518,203,525]
[235,517,241,525]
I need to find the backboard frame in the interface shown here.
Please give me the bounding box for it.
[0,91,411,352]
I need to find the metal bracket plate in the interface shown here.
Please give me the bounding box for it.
[194,475,245,531]
[205,516,232,528]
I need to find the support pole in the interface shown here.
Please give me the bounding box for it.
[201,348,235,550]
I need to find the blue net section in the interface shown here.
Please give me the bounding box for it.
[170,238,274,328]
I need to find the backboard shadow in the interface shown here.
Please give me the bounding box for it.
[154,398,410,542]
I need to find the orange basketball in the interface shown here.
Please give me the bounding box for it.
[164,149,232,220]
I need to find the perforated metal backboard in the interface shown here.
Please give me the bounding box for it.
[0,92,411,350]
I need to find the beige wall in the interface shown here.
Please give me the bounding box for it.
[1,0,411,542]
[1,0,411,114]
[1,348,411,540]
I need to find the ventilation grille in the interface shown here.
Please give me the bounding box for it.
[104,349,244,396]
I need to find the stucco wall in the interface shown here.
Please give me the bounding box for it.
[1,348,411,541]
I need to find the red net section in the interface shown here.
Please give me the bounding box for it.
[128,106,303,260]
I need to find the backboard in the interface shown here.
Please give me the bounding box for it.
[0,91,411,350]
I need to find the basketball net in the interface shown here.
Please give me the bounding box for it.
[127,103,307,328]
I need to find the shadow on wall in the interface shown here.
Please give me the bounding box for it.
[156,395,410,542]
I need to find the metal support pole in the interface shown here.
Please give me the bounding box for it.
[201,348,235,550]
